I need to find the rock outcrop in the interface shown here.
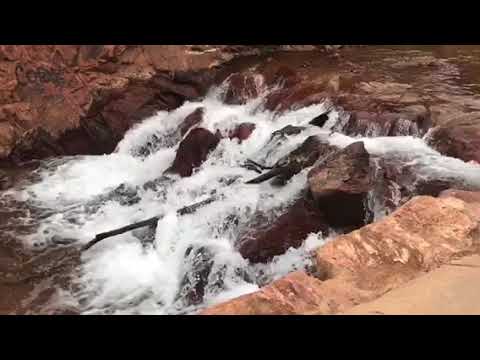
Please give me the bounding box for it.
[307,141,372,228]
[0,45,236,163]
[1,45,348,164]
[202,194,480,315]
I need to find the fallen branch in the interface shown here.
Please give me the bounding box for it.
[245,167,285,184]
[241,159,274,174]
[82,196,218,251]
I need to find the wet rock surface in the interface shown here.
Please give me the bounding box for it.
[3,46,480,315]
[237,196,328,264]
[427,112,480,163]
[203,195,480,314]
[308,142,372,228]
[166,128,220,177]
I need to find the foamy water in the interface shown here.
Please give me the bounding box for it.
[5,85,480,315]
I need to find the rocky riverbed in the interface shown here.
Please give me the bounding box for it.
[1,45,480,314]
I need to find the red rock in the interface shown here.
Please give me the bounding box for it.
[264,83,328,113]
[237,197,328,263]
[339,109,430,137]
[200,271,335,315]
[178,107,204,136]
[166,128,220,177]
[427,112,480,163]
[316,196,480,289]
[308,141,372,228]
[0,45,266,163]
[245,136,337,186]
[9,127,65,163]
[223,73,264,105]
[228,122,256,142]
[202,195,480,315]
[257,61,300,88]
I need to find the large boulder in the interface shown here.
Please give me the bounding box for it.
[307,141,372,228]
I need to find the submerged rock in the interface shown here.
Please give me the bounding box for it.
[237,196,328,263]
[178,107,204,136]
[176,246,215,307]
[228,122,256,143]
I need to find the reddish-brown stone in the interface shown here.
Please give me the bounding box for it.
[237,197,328,263]
[228,122,256,142]
[178,107,204,136]
[308,141,372,228]
[427,113,480,163]
[166,128,220,177]
[0,45,262,163]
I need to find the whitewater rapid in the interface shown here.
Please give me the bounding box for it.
[5,86,480,314]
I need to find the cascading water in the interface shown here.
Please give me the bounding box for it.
[4,82,480,315]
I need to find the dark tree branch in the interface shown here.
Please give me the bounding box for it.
[245,167,286,184]
[82,196,218,251]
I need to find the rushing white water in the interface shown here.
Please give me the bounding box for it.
[6,85,480,315]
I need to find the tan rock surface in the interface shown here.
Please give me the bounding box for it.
[343,255,480,315]
[201,195,480,315]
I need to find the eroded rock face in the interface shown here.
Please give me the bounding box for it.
[337,109,431,137]
[166,128,220,177]
[202,195,480,315]
[264,83,328,114]
[221,61,300,106]
[223,73,265,105]
[308,141,372,228]
[316,196,480,287]
[0,45,268,163]
[199,271,330,315]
